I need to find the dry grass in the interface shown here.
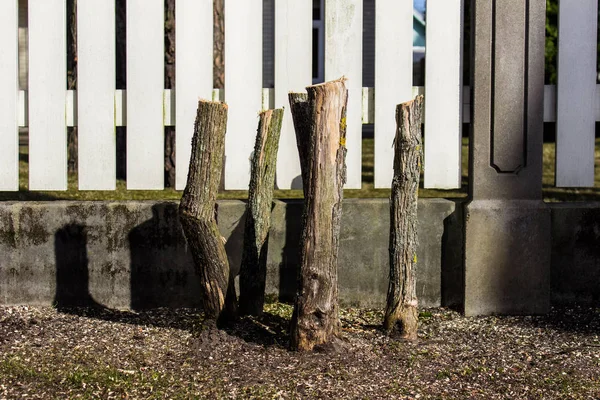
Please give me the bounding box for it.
[1,304,600,399]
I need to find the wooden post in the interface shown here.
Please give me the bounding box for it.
[288,78,348,351]
[383,96,423,340]
[239,108,284,316]
[179,100,236,326]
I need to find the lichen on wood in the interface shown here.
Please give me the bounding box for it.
[383,95,424,340]
[239,108,284,316]
[288,78,348,351]
[179,100,236,326]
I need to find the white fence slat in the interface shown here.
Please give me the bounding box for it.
[126,0,164,190]
[325,0,363,189]
[424,0,463,189]
[374,0,413,188]
[78,0,116,190]
[28,0,67,190]
[175,0,213,190]
[0,0,19,191]
[18,90,27,127]
[224,0,263,190]
[556,0,597,187]
[115,90,126,127]
[274,0,312,190]
[164,89,174,126]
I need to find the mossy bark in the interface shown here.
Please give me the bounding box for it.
[288,79,348,351]
[179,100,236,326]
[239,109,284,316]
[383,96,423,340]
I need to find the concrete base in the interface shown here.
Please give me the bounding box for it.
[464,200,551,316]
[0,199,459,309]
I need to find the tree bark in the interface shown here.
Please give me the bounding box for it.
[213,0,225,89]
[288,93,310,192]
[67,0,77,174]
[164,0,176,188]
[383,95,424,340]
[179,100,236,326]
[239,109,284,316]
[288,79,348,351]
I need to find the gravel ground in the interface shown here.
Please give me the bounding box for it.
[1,304,599,399]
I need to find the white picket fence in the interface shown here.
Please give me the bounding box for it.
[0,0,598,192]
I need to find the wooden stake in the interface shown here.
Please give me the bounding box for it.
[179,100,236,326]
[288,78,348,351]
[239,108,284,316]
[383,95,423,340]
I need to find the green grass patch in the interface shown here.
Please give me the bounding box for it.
[1,138,598,202]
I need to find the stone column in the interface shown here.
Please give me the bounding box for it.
[464,0,550,315]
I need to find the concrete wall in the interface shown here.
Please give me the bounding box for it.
[0,199,460,310]
[1,199,598,310]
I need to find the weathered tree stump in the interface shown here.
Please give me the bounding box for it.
[288,78,348,351]
[383,95,424,340]
[179,100,236,326]
[239,108,284,316]
[288,93,310,192]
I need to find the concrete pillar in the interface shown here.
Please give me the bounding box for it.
[464,0,550,315]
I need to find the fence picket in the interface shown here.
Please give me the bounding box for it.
[28,0,67,190]
[325,0,363,189]
[78,0,116,190]
[0,0,19,191]
[175,0,213,190]
[556,0,597,187]
[126,0,164,190]
[424,0,463,189]
[374,0,413,188]
[274,0,312,190]
[224,0,263,190]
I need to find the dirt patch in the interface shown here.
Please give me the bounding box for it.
[1,304,599,399]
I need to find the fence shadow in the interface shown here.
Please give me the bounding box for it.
[278,200,303,303]
[440,202,465,312]
[54,223,104,309]
[128,203,199,310]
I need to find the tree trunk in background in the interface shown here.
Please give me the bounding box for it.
[213,0,225,89]
[383,96,423,341]
[179,100,236,326]
[289,79,348,352]
[67,0,77,175]
[164,0,176,188]
[239,109,284,316]
[116,0,127,180]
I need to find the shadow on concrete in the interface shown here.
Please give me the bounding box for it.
[441,202,465,312]
[129,203,199,310]
[278,200,303,303]
[54,223,104,309]
[223,207,246,282]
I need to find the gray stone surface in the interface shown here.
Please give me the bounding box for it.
[1,199,599,311]
[0,199,458,309]
[470,0,546,200]
[464,200,551,315]
[465,0,550,315]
